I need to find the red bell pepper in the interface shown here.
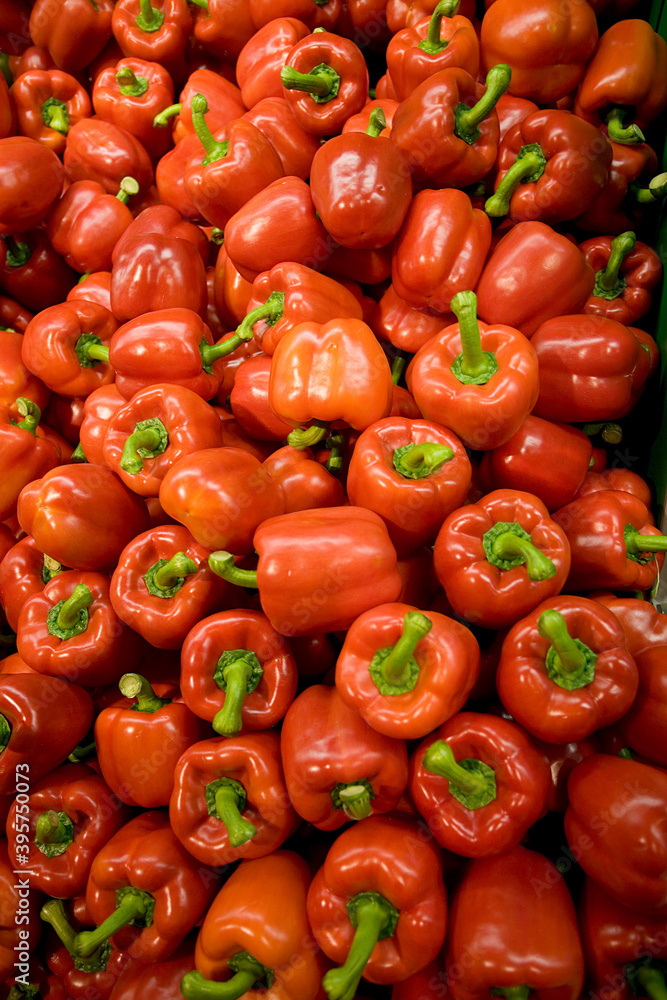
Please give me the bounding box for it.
[495,594,639,743]
[564,753,667,917]
[578,231,663,325]
[0,398,61,523]
[183,95,285,230]
[0,137,64,236]
[180,607,298,738]
[433,488,571,630]
[346,416,471,555]
[73,810,219,964]
[63,118,153,196]
[479,0,598,104]
[280,682,409,829]
[478,416,593,513]
[385,0,480,101]
[370,284,448,355]
[391,64,510,191]
[110,230,208,322]
[307,814,448,994]
[0,330,47,418]
[334,601,480,740]
[154,132,205,222]
[0,672,94,795]
[16,463,150,574]
[6,762,132,899]
[409,710,551,856]
[406,291,539,451]
[111,202,210,268]
[169,729,298,866]
[235,16,311,109]
[280,31,369,136]
[94,672,208,808]
[152,66,246,143]
[99,931,197,1000]
[16,570,144,686]
[208,506,404,637]
[28,0,115,74]
[592,594,667,768]
[227,356,295,441]
[189,0,256,63]
[574,19,667,143]
[46,178,138,276]
[444,843,585,1000]
[553,489,667,592]
[574,467,653,507]
[76,384,125,467]
[267,316,394,449]
[0,535,65,634]
[309,107,412,250]
[531,313,656,423]
[11,68,91,154]
[92,57,175,161]
[262,444,346,512]
[111,0,192,83]
[41,902,133,1000]
[0,229,79,313]
[242,94,321,179]
[66,270,113,312]
[179,851,330,1000]
[391,189,491,313]
[474,221,596,338]
[485,109,612,225]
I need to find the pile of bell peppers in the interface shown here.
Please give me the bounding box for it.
[1,0,667,996]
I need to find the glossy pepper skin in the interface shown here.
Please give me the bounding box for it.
[552,489,667,593]
[11,68,92,154]
[63,118,154,197]
[77,810,220,965]
[235,17,311,109]
[92,57,175,161]
[154,67,246,145]
[409,711,551,857]
[0,137,65,236]
[109,524,238,650]
[495,595,639,744]
[6,762,132,899]
[578,232,662,326]
[1,228,79,313]
[28,0,114,74]
[0,535,63,634]
[180,608,297,739]
[242,94,321,179]
[262,444,346,512]
[564,754,667,917]
[179,851,330,1000]
[110,231,208,323]
[280,683,409,830]
[169,730,298,867]
[307,814,448,993]
[0,672,94,795]
[474,221,595,338]
[334,602,480,741]
[111,0,192,83]
[479,0,597,104]
[208,506,403,637]
[433,489,571,630]
[407,291,539,452]
[0,398,61,523]
[46,178,138,275]
[346,416,472,555]
[444,843,585,1000]
[16,570,144,686]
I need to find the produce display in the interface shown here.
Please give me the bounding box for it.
[1,0,667,997]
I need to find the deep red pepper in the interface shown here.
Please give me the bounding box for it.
[578,231,663,325]
[242,95,321,179]
[190,0,256,64]
[0,837,43,982]
[11,68,92,154]
[155,132,206,222]
[0,229,79,313]
[46,178,138,275]
[110,231,208,322]
[63,118,154,196]
[67,270,113,312]
[41,907,134,1000]
[77,384,125,466]
[0,398,61,523]
[0,535,65,634]
[235,16,310,109]
[0,137,65,236]
[111,0,192,83]
[370,284,448,355]
[28,0,115,74]
[574,467,653,507]
[153,66,246,144]
[92,57,175,161]
[228,356,298,441]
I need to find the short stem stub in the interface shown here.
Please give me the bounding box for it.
[119,672,170,713]
[369,611,432,694]
[538,609,597,690]
[34,810,75,857]
[331,778,375,820]
[483,522,556,581]
[422,740,497,809]
[47,584,93,640]
[393,441,454,479]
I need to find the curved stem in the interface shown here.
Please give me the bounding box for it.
[190,93,228,164]
[366,107,386,137]
[35,810,70,847]
[153,102,182,128]
[322,893,398,1000]
[280,62,340,101]
[633,171,667,204]
[235,292,284,344]
[422,741,487,793]
[594,231,636,298]
[119,419,168,474]
[73,890,153,958]
[374,611,432,687]
[484,144,546,217]
[288,420,330,449]
[537,610,584,674]
[637,967,667,1000]
[606,106,644,145]
[13,397,41,435]
[116,176,139,204]
[393,441,454,479]
[136,0,164,33]
[118,672,170,713]
[490,530,556,580]
[181,952,269,1000]
[200,335,249,366]
[40,898,79,953]
[455,64,511,143]
[208,551,258,589]
[212,659,255,737]
[420,0,460,54]
[212,781,257,846]
[56,584,92,630]
[150,552,198,591]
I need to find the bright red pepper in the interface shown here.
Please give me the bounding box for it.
[76,384,125,466]
[0,229,79,313]
[46,178,138,275]
[444,843,585,1000]
[100,931,197,1000]
[153,66,246,143]
[433,488,571,630]
[0,398,61,523]
[28,0,115,74]
[179,851,330,1000]
[0,137,65,236]
[11,68,91,154]
[155,132,206,222]
[190,0,256,64]
[17,464,150,574]
[66,270,113,312]
[578,231,663,325]
[575,133,665,235]
[111,203,210,267]
[169,730,298,866]
[474,221,596,338]
[94,672,208,808]
[0,536,65,634]
[242,95,321,179]
[6,762,132,899]
[92,57,175,161]
[41,904,133,1000]
[370,284,447,355]
[565,753,667,917]
[574,467,653,507]
[495,594,639,743]
[235,16,310,109]
[409,710,551,856]
[307,814,448,993]
[63,118,154,196]
[552,489,667,592]
[479,0,598,104]
[208,506,403,637]
[110,230,208,322]
[262,444,346,512]
[227,356,295,441]
[111,0,192,83]
[180,607,298,738]
[334,601,480,740]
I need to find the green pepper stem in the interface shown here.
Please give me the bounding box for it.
[421,0,460,54]
[13,397,41,435]
[455,64,512,142]
[118,672,170,713]
[35,810,69,846]
[377,611,432,686]
[491,531,556,581]
[606,107,645,144]
[393,442,454,479]
[200,335,249,365]
[336,784,373,821]
[40,898,80,954]
[68,738,97,763]
[151,552,198,590]
[633,171,667,204]
[42,99,69,135]
[153,102,182,128]
[637,967,667,1000]
[0,52,12,88]
[280,63,339,99]
[208,551,258,589]
[537,610,584,674]
[180,959,265,1000]
[214,784,257,846]
[120,428,163,473]
[450,290,496,382]
[366,107,386,137]
[136,0,164,32]
[212,659,254,737]
[235,292,284,344]
[287,420,330,450]
[190,93,228,164]
[491,988,531,1000]
[484,145,546,217]
[2,235,31,268]
[625,529,667,554]
[0,712,11,751]
[116,66,148,97]
[595,231,636,296]
[82,342,109,363]
[423,740,488,793]
[56,585,93,630]
[116,176,139,204]
[188,0,208,7]
[73,891,150,958]
[322,894,397,1000]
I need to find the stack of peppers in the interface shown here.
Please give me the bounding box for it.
[1,0,667,996]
